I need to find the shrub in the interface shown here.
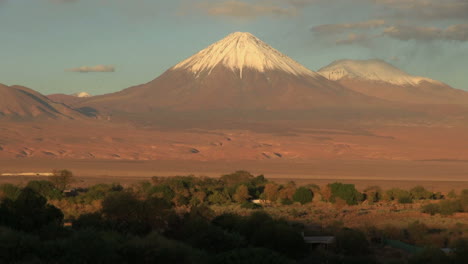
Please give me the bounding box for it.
[448,190,457,199]
[0,184,21,200]
[0,188,63,232]
[328,183,363,205]
[292,187,313,205]
[410,186,433,200]
[386,188,412,203]
[398,195,413,204]
[438,199,462,216]
[27,180,62,200]
[208,191,231,205]
[363,186,382,204]
[421,203,440,215]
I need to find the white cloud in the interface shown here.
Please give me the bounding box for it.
[66,65,116,73]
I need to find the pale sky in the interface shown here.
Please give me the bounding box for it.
[1,0,467,95]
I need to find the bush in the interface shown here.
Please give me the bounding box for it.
[439,199,462,216]
[363,186,382,204]
[328,183,363,205]
[410,186,433,200]
[398,195,413,204]
[27,180,62,200]
[0,188,63,232]
[421,203,440,215]
[0,184,21,200]
[292,187,313,205]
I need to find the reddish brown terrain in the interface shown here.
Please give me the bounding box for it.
[1,33,468,186]
[47,94,88,106]
[0,84,83,120]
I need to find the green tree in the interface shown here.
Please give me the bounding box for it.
[421,203,440,215]
[448,189,457,199]
[328,182,363,205]
[208,190,231,205]
[26,180,62,200]
[50,169,74,191]
[292,187,313,205]
[263,183,279,202]
[0,184,21,200]
[385,188,413,204]
[0,188,63,232]
[220,171,254,186]
[233,185,250,203]
[410,186,433,200]
[438,199,462,216]
[363,186,382,204]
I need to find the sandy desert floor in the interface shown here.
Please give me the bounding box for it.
[1,159,467,192]
[1,116,468,192]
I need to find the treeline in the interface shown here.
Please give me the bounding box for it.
[421,190,468,216]
[0,171,378,264]
[0,170,454,212]
[0,170,467,263]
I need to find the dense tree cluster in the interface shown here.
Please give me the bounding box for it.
[0,170,466,263]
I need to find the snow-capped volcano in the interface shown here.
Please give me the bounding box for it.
[318,59,438,86]
[173,32,318,79]
[78,32,377,112]
[318,59,468,104]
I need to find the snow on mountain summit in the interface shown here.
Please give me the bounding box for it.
[318,59,439,86]
[72,92,92,98]
[172,32,319,78]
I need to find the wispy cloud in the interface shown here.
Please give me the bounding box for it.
[66,65,115,73]
[335,33,374,45]
[312,20,386,35]
[188,0,299,20]
[373,0,468,21]
[383,24,468,41]
[49,0,79,3]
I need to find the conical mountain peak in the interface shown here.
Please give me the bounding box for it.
[172,32,318,78]
[319,59,438,86]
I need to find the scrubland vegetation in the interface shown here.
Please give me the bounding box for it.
[0,170,467,263]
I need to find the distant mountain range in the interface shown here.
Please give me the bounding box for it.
[47,92,92,106]
[3,32,468,121]
[2,32,468,161]
[318,59,468,104]
[0,84,83,120]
